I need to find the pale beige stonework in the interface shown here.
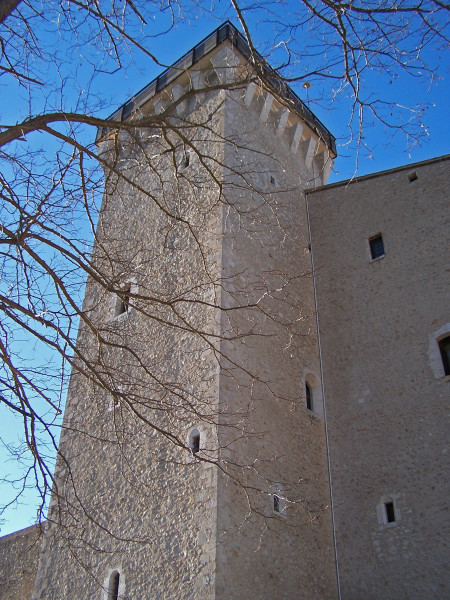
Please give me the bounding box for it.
[31,35,337,600]
[1,25,447,600]
[0,525,42,600]
[308,155,450,600]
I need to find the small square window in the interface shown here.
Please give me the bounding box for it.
[408,171,418,182]
[378,495,400,526]
[369,233,385,260]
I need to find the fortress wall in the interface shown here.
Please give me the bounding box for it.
[0,525,42,600]
[308,156,450,599]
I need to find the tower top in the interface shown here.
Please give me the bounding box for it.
[96,21,336,156]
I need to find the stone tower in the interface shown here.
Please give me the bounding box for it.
[32,23,338,600]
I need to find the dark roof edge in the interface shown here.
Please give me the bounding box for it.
[307,153,450,193]
[96,21,336,155]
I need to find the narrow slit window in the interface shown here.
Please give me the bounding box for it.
[385,501,396,523]
[117,285,131,315]
[369,233,385,260]
[108,571,120,600]
[272,485,285,515]
[182,153,190,169]
[192,433,200,454]
[305,382,313,411]
[439,336,450,376]
[273,494,280,513]
[189,428,200,455]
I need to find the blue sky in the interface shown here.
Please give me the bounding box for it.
[80,6,449,180]
[0,2,448,536]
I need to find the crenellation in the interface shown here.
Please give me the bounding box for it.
[171,83,189,115]
[316,150,334,185]
[209,45,241,84]
[302,134,318,169]
[243,80,256,107]
[276,107,290,136]
[259,91,274,122]
[290,121,304,153]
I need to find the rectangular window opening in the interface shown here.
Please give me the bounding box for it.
[439,337,450,376]
[385,501,396,523]
[108,571,120,600]
[192,434,200,454]
[369,233,385,260]
[408,171,418,182]
[273,494,280,513]
[117,285,131,316]
[305,382,313,411]
[181,153,190,169]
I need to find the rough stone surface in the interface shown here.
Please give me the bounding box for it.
[0,525,42,600]
[31,40,337,600]
[214,85,336,600]
[308,155,450,600]
[25,31,449,600]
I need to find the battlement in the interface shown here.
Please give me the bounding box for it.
[95,21,336,157]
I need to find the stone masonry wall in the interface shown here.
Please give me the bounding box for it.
[32,39,338,600]
[214,83,337,599]
[308,155,450,599]
[0,525,42,600]
[32,69,226,600]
